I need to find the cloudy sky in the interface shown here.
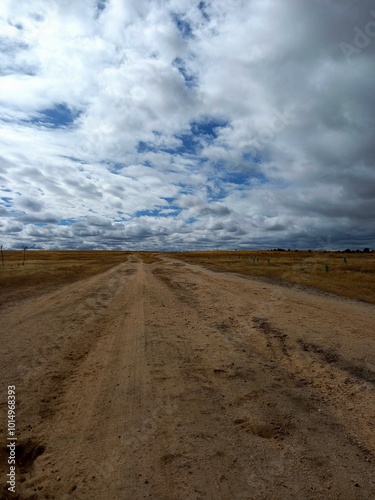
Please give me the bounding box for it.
[1,0,374,250]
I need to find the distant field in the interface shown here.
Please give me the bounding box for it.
[1,250,374,306]
[0,250,129,306]
[167,250,375,305]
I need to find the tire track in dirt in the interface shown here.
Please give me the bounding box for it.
[0,259,150,498]
[1,256,375,499]
[148,258,375,498]
[143,267,228,499]
[23,259,153,499]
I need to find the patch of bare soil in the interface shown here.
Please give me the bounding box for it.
[1,256,375,499]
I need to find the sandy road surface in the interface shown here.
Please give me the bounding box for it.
[1,256,375,499]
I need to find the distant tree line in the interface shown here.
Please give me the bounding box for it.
[269,248,373,253]
[342,248,372,253]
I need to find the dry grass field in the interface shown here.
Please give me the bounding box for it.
[2,249,374,307]
[0,250,129,306]
[167,250,375,305]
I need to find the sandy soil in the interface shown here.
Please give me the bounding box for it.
[1,256,375,499]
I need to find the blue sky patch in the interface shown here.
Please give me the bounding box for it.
[58,218,76,226]
[61,156,88,165]
[33,104,79,128]
[224,172,250,185]
[136,209,161,217]
[138,118,228,156]
[221,170,268,187]
[138,137,197,155]
[242,151,263,164]
[206,183,226,201]
[107,162,124,174]
[172,13,193,39]
[94,1,107,18]
[135,207,180,218]
[137,141,154,153]
[184,217,197,225]
[173,58,197,88]
[1,197,13,207]
[162,197,175,204]
[175,118,229,154]
[198,2,210,21]
[191,118,228,139]
[97,1,107,10]
[173,132,199,155]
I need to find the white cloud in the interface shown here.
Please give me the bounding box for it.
[1,0,374,250]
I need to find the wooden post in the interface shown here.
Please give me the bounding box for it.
[0,245,4,268]
[22,246,28,266]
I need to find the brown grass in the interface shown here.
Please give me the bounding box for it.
[0,250,129,306]
[136,252,161,264]
[166,250,375,305]
[1,250,374,307]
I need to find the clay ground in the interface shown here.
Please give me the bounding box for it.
[1,255,375,499]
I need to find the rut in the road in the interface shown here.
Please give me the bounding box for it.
[1,256,375,499]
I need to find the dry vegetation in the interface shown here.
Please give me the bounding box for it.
[136,252,161,264]
[1,249,374,306]
[167,250,375,305]
[0,250,129,306]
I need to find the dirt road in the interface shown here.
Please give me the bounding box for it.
[1,256,375,499]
